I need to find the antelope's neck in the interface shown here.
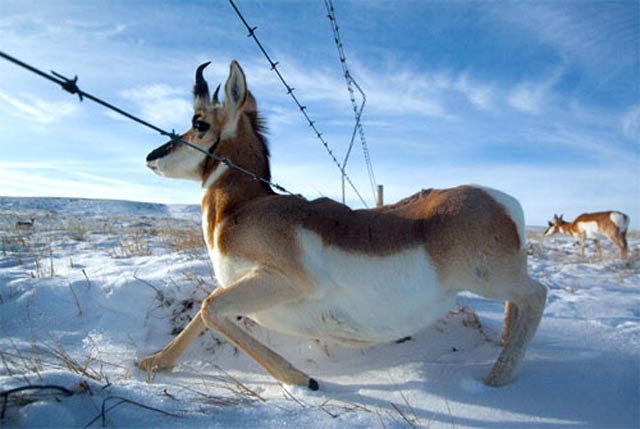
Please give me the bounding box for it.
[563,221,581,236]
[200,172,273,251]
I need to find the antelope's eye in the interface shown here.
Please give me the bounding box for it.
[193,120,210,133]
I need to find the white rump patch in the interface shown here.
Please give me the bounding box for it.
[610,212,629,232]
[478,186,525,247]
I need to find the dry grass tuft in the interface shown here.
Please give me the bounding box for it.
[110,230,153,258]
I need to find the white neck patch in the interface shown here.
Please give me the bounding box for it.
[202,163,230,189]
[221,114,239,140]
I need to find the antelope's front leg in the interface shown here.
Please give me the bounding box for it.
[201,268,319,390]
[138,308,208,374]
[579,233,586,257]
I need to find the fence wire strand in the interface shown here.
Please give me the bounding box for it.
[228,0,369,207]
[0,50,297,197]
[324,0,377,204]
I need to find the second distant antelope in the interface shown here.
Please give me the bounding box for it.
[545,212,629,259]
[15,217,35,230]
[138,60,547,390]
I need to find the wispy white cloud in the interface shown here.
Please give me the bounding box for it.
[0,90,78,123]
[366,68,452,118]
[243,56,498,120]
[506,67,564,114]
[354,64,495,118]
[261,104,300,130]
[541,125,636,168]
[367,88,452,119]
[119,84,193,129]
[622,105,640,142]
[0,13,126,41]
[44,19,126,40]
[497,2,638,75]
[507,85,545,114]
[454,73,495,111]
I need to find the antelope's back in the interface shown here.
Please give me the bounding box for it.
[382,185,525,277]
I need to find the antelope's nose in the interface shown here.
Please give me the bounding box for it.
[146,141,176,163]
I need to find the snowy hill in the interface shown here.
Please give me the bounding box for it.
[0,196,200,221]
[0,197,638,428]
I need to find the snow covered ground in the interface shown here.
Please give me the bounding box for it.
[1,197,638,428]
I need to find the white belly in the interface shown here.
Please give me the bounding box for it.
[578,221,607,240]
[250,229,456,346]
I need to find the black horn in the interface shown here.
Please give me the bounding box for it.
[194,61,211,100]
[212,83,221,105]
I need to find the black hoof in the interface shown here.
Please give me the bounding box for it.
[308,378,319,391]
[395,336,412,344]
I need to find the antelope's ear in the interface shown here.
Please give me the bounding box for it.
[223,60,248,115]
[243,91,257,114]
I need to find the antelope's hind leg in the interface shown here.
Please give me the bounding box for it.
[499,301,519,346]
[593,239,603,259]
[615,231,629,259]
[200,268,319,390]
[485,278,546,387]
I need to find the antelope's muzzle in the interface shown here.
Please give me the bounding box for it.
[146,141,177,169]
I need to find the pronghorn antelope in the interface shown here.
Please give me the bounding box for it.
[544,212,629,259]
[138,60,547,390]
[15,217,35,230]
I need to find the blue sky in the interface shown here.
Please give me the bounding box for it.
[0,0,638,226]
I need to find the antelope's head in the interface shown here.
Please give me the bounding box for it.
[544,213,566,236]
[146,60,268,187]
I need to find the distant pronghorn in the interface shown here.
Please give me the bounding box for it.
[15,217,35,230]
[138,60,547,390]
[544,212,629,259]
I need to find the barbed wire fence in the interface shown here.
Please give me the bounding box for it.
[0,50,299,198]
[2,2,377,208]
[323,0,377,204]
[228,0,370,207]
